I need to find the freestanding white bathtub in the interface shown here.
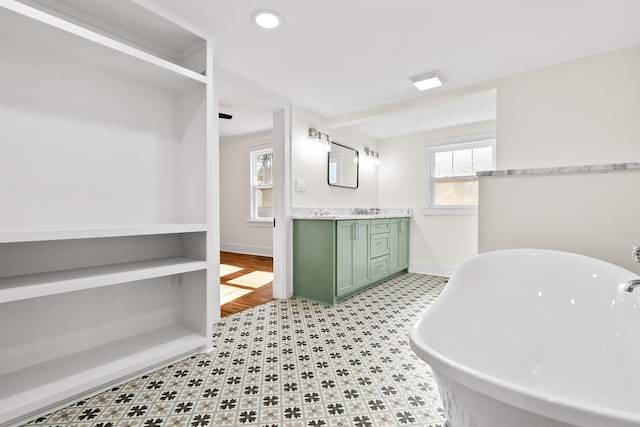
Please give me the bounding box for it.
[410,249,640,427]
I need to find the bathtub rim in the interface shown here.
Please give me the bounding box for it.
[410,248,640,427]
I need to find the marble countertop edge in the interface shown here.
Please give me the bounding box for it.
[478,162,640,177]
[291,214,411,220]
[291,207,411,220]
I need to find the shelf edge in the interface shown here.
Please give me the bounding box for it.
[0,258,208,303]
[0,224,207,243]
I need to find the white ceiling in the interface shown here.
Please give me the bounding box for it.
[218,103,273,139]
[144,0,640,139]
[216,74,276,138]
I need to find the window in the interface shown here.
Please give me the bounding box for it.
[424,136,495,214]
[250,148,273,221]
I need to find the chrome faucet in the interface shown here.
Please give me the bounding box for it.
[624,279,640,292]
[624,245,640,292]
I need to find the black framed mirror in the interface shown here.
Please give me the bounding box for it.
[328,142,359,189]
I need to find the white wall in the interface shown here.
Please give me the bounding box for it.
[479,45,640,273]
[291,106,378,208]
[377,120,496,277]
[0,55,179,226]
[497,45,640,169]
[479,170,640,275]
[219,131,273,256]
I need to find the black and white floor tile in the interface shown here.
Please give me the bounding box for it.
[24,273,448,427]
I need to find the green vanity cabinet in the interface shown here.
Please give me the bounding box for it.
[293,216,410,305]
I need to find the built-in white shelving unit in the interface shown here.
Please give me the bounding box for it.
[0,0,214,425]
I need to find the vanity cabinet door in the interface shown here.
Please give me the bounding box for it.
[336,221,356,296]
[293,219,337,305]
[398,218,410,270]
[336,220,371,297]
[390,218,410,273]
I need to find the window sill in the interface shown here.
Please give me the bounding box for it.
[421,207,478,216]
[246,219,273,228]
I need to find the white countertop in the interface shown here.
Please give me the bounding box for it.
[291,214,411,220]
[291,207,411,220]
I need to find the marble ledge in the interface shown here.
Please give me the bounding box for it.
[478,162,640,177]
[291,207,411,220]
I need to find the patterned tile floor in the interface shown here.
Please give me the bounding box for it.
[24,273,448,427]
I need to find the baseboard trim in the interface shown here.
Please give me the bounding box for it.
[220,243,273,257]
[409,262,456,278]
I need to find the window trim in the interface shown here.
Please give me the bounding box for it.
[249,147,274,222]
[422,134,496,216]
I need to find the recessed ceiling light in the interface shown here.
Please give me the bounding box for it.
[410,70,445,91]
[253,10,282,29]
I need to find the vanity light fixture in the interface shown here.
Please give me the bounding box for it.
[308,128,332,152]
[253,10,282,29]
[363,147,380,166]
[410,70,445,91]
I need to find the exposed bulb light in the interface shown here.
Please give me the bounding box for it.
[363,147,380,166]
[321,134,332,152]
[410,70,445,91]
[308,127,332,152]
[253,10,282,29]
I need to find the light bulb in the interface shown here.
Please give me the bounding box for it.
[254,11,282,29]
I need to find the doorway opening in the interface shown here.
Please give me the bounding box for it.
[217,74,290,317]
[218,113,274,316]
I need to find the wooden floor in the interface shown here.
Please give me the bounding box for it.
[220,251,274,317]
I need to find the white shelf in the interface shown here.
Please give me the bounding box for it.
[0,257,207,303]
[0,223,207,243]
[0,325,207,425]
[0,0,207,92]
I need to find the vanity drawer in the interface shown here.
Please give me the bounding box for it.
[370,219,390,234]
[370,255,390,282]
[370,233,390,258]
